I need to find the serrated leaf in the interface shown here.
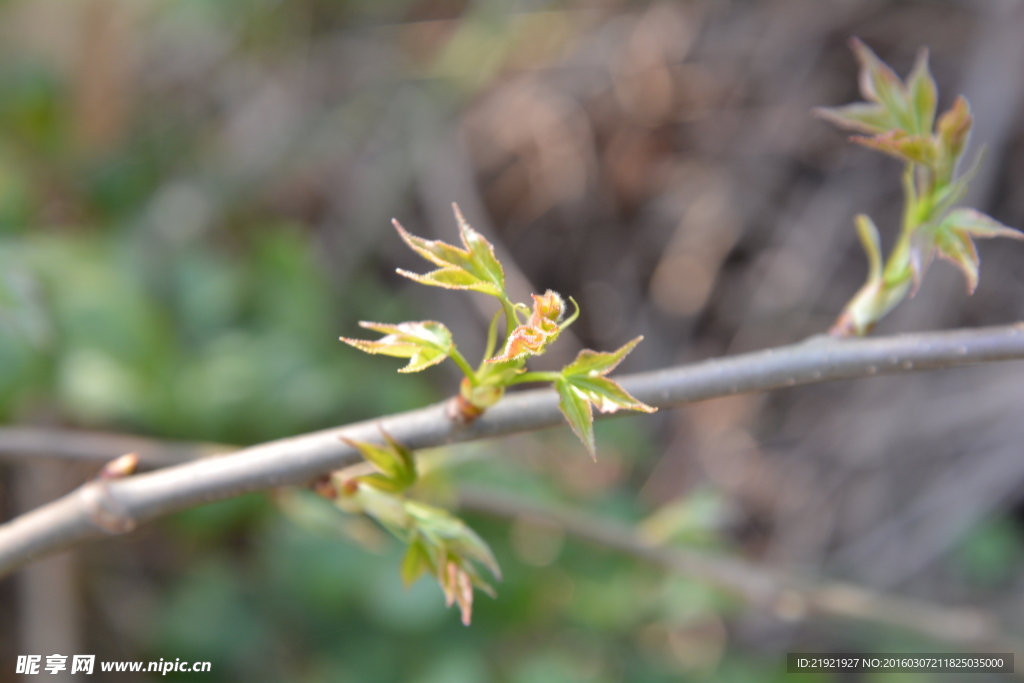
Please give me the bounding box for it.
[529,289,565,325]
[907,47,937,135]
[401,538,434,587]
[850,37,913,131]
[566,375,657,415]
[555,377,596,457]
[340,320,453,373]
[556,337,654,457]
[814,103,893,134]
[932,209,1024,294]
[561,336,643,377]
[488,325,548,362]
[393,203,506,297]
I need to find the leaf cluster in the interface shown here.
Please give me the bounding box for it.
[336,434,501,626]
[817,39,1023,336]
[341,204,655,457]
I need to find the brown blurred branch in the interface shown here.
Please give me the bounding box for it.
[456,486,1020,651]
[1,323,1024,579]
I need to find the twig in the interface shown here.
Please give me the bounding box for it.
[1,323,1023,578]
[0,427,233,468]
[456,486,1020,651]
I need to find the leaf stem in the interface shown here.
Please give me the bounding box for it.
[507,371,561,385]
[499,297,519,342]
[449,347,479,385]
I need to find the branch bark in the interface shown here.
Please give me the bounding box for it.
[1,323,1023,578]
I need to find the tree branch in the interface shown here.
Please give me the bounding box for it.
[456,486,1019,651]
[1,323,1023,578]
[0,427,232,468]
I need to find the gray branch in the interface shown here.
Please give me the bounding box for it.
[1,323,1023,578]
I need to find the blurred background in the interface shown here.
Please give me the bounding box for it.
[2,0,1024,680]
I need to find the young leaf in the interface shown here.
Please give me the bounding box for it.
[555,377,596,457]
[341,432,417,491]
[393,204,506,297]
[936,96,972,166]
[440,559,476,626]
[561,335,643,377]
[488,290,566,363]
[401,538,435,587]
[340,320,453,373]
[850,130,936,165]
[855,214,882,283]
[814,102,893,134]
[850,37,913,132]
[556,337,656,458]
[907,48,937,135]
[405,500,502,580]
[923,209,1024,293]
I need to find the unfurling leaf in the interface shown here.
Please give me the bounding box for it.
[406,500,502,581]
[488,290,565,362]
[850,130,936,165]
[912,209,1024,293]
[441,559,476,626]
[401,538,434,587]
[341,431,417,492]
[556,337,656,458]
[850,37,913,131]
[393,204,506,297]
[341,320,453,373]
[936,96,972,164]
[855,214,882,283]
[907,48,937,136]
[814,102,893,135]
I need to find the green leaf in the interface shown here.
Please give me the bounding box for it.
[814,102,893,134]
[556,337,655,457]
[393,203,506,297]
[855,214,882,283]
[931,209,1024,293]
[849,37,913,132]
[936,95,972,167]
[405,501,502,580]
[381,431,417,483]
[907,47,937,135]
[851,130,936,165]
[566,375,655,414]
[555,376,595,457]
[909,210,1023,294]
[561,336,643,377]
[340,320,453,373]
[341,431,417,493]
[400,538,434,587]
[942,208,1024,240]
